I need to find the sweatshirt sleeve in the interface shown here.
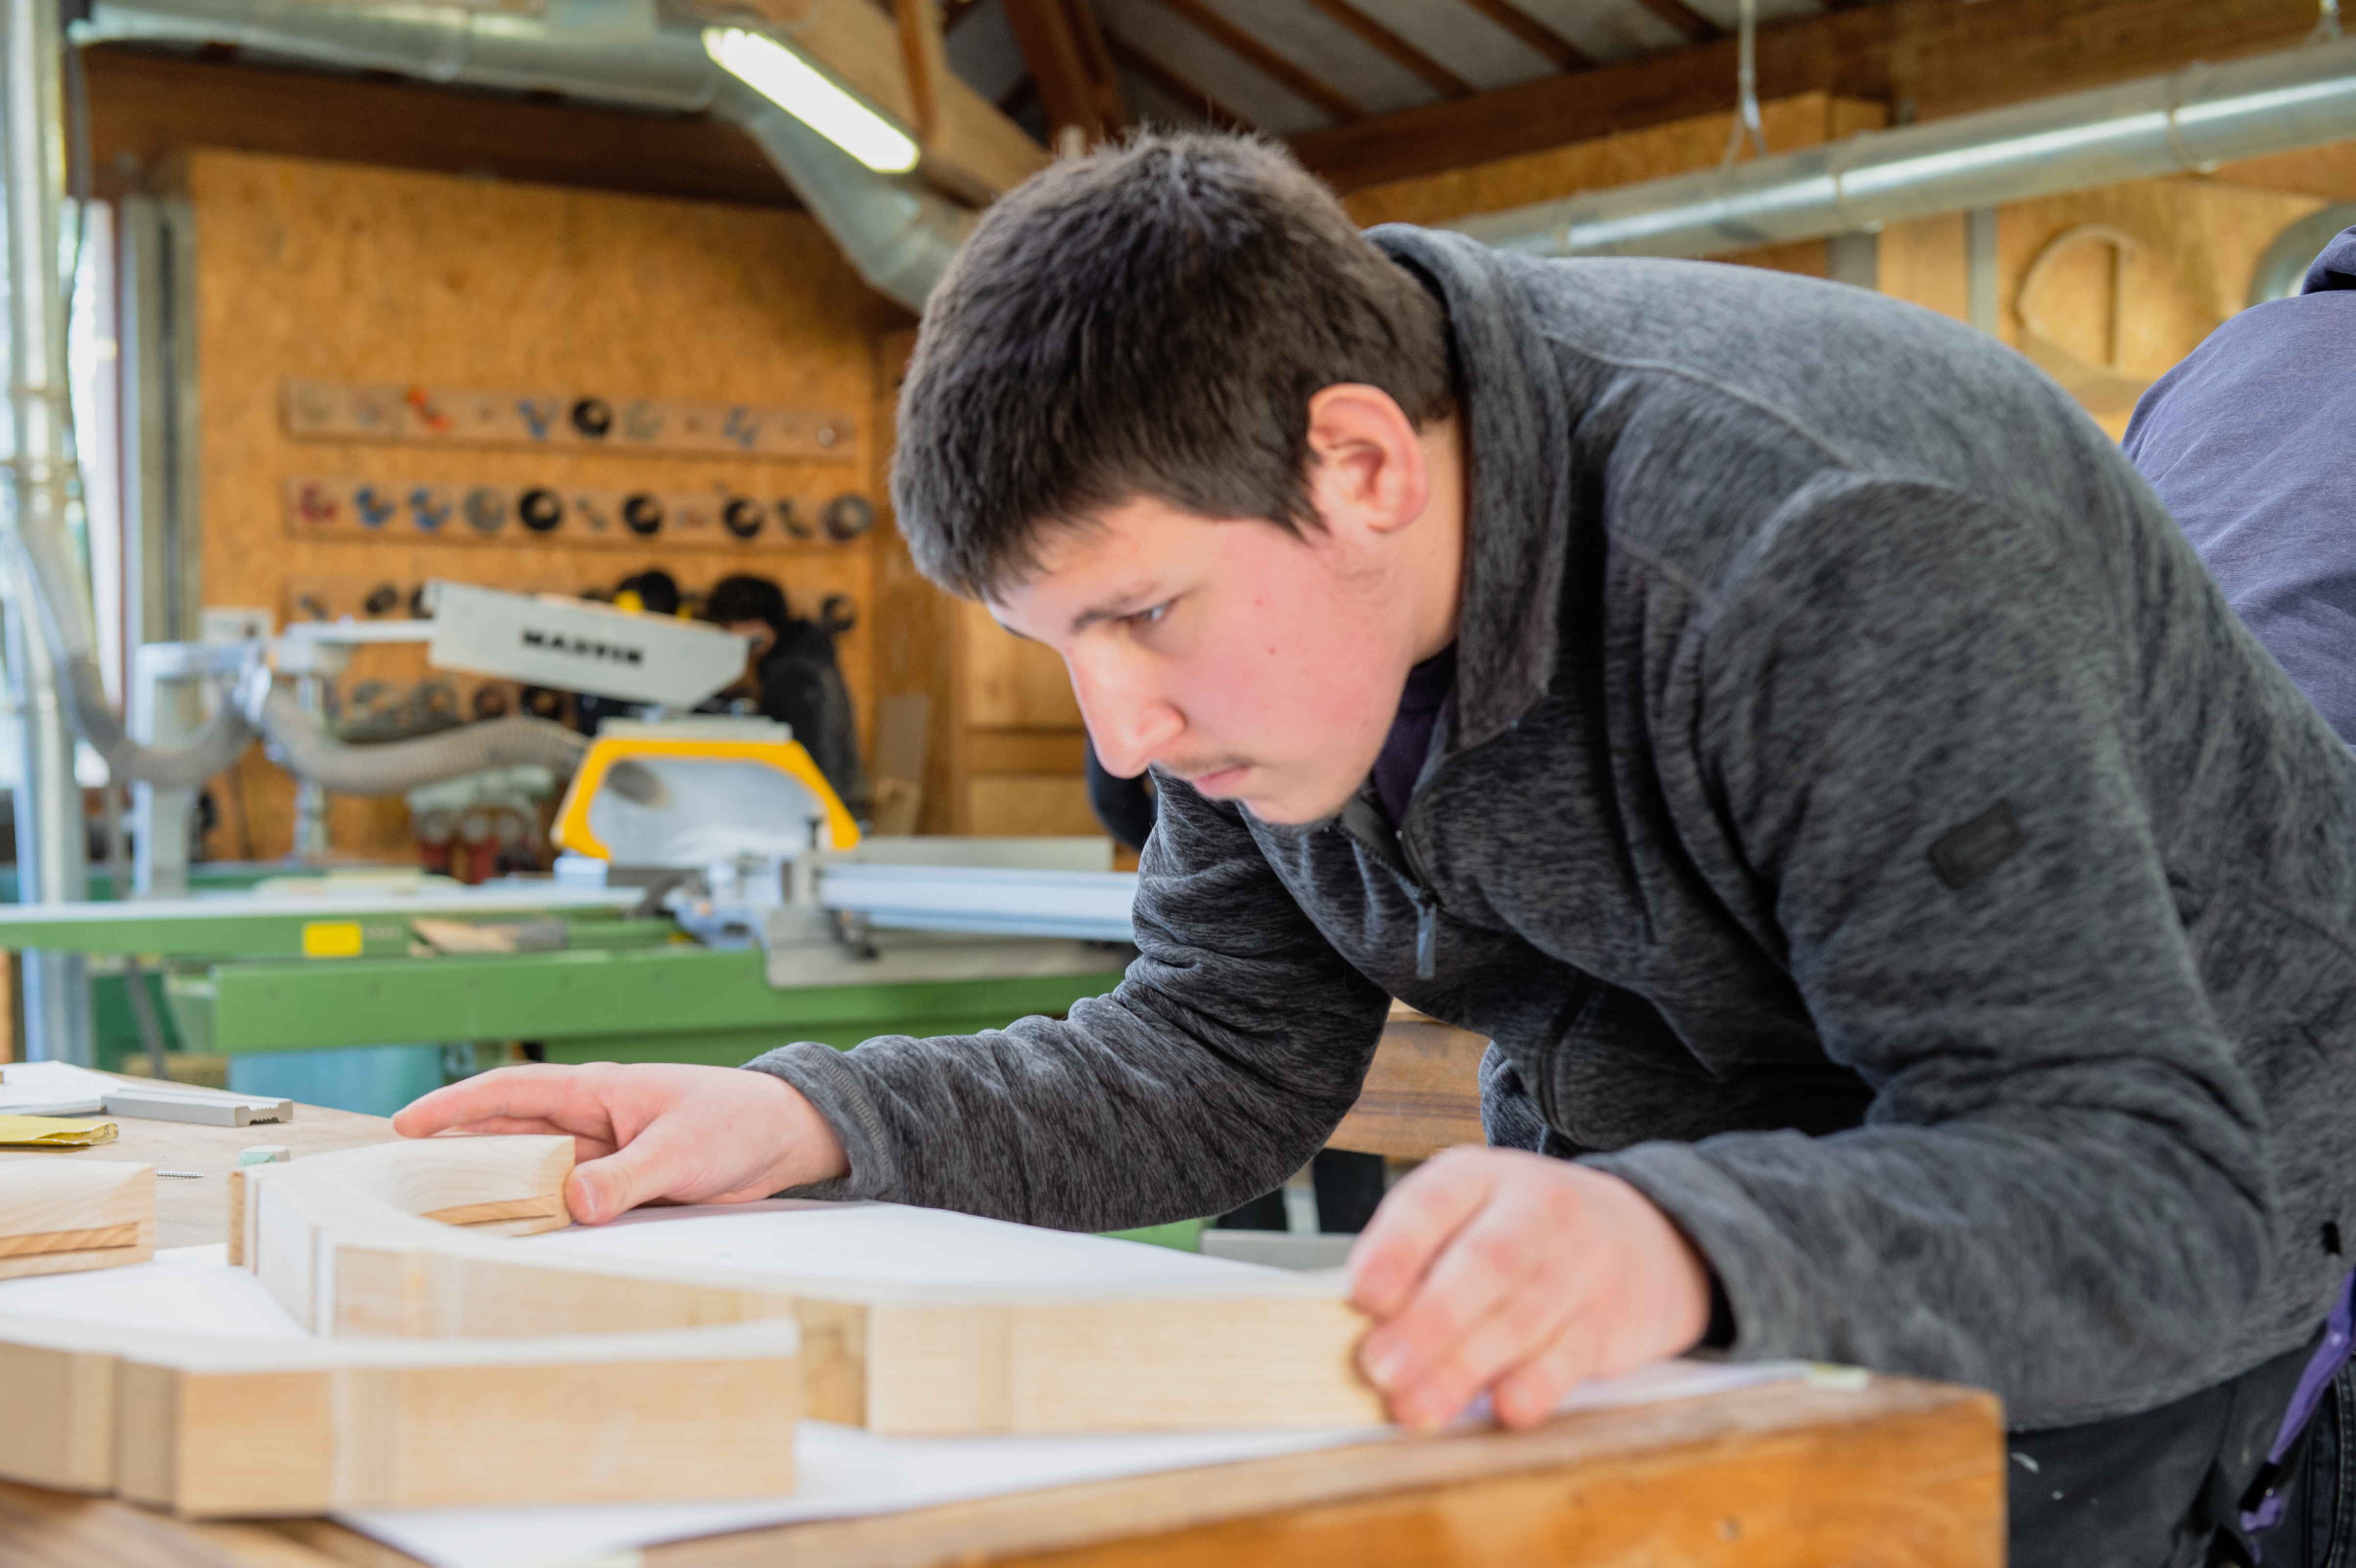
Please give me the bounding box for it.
[742,777,1392,1231]
[1585,477,2276,1428]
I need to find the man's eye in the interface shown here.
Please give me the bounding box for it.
[1124,603,1170,628]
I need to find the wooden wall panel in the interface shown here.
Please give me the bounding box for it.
[188,151,907,860]
[960,600,1081,730]
[1876,174,2328,440]
[967,776,1099,838]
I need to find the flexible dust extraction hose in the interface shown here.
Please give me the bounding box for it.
[258,684,588,797]
[15,529,258,790]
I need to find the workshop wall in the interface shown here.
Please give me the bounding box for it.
[1877,174,2328,441]
[185,150,906,862]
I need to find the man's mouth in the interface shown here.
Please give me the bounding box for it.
[1180,763,1251,794]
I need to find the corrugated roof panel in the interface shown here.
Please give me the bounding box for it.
[1098,0,1340,134]
[1677,0,1823,27]
[944,0,1029,103]
[1510,0,1690,61]
[1191,0,1443,117]
[1118,65,1226,130]
[1345,0,1560,91]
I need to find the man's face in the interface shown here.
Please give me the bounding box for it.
[987,499,1425,826]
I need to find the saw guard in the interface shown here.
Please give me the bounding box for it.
[551,735,860,862]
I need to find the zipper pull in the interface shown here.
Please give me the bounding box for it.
[1414,893,1437,980]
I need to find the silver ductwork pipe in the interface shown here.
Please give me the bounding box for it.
[1452,37,2356,258]
[72,0,976,311]
[257,686,587,797]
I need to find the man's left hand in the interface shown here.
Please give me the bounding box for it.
[1348,1147,1714,1431]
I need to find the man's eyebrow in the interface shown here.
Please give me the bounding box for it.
[1066,588,1165,636]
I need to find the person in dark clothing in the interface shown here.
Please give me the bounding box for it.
[702,573,868,813]
[2124,225,2356,744]
[2119,227,2356,1568]
[403,136,2356,1566]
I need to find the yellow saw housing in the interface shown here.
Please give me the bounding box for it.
[552,727,860,864]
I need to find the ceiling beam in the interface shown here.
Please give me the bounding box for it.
[1002,0,1130,146]
[1447,0,1588,73]
[1144,0,1367,124]
[1300,0,1472,100]
[709,0,1049,196]
[1291,0,2320,193]
[83,47,800,209]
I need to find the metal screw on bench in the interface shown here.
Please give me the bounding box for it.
[156,1170,206,1179]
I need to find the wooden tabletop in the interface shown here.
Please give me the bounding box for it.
[0,1085,2007,1567]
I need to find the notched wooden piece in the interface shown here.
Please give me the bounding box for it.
[239,1135,1385,1436]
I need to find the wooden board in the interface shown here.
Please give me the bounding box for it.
[0,1313,799,1519]
[237,1135,1384,1435]
[0,1160,155,1280]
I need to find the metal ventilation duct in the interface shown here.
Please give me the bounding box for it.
[70,0,976,312]
[1449,38,2356,259]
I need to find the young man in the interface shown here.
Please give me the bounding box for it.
[402,135,2356,1565]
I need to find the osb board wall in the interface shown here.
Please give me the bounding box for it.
[1341,93,1889,281]
[1877,174,2329,440]
[187,150,906,860]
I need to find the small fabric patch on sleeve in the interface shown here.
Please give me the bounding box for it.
[1928,800,2028,890]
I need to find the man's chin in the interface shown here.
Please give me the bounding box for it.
[1234,786,1358,829]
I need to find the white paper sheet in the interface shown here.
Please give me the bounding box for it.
[0,1058,115,1117]
[520,1199,1301,1295]
[0,1242,310,1339]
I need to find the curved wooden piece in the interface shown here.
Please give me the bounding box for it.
[237,1135,1385,1435]
[2016,222,2159,413]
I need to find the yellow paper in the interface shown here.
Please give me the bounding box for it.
[0,1114,119,1147]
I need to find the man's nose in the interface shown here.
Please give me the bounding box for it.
[1075,671,1182,779]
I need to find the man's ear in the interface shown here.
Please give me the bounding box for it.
[1304,384,1430,538]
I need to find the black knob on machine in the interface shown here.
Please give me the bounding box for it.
[819,593,858,635]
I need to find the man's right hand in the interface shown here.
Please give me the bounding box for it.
[391,1063,849,1225]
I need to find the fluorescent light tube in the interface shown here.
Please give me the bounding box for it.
[704,26,921,175]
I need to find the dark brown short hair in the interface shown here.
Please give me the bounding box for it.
[891,132,1455,599]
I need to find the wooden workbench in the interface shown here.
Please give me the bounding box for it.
[0,1081,2007,1568]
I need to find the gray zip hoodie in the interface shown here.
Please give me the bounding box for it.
[750,226,2356,1430]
